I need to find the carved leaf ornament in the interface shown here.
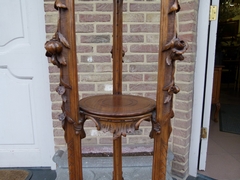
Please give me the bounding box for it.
[45,0,84,134]
[162,0,189,104]
[45,0,188,138]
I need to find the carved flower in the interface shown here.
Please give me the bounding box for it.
[164,38,189,65]
[54,0,67,10]
[58,112,66,121]
[163,83,180,104]
[168,84,180,94]
[56,85,66,95]
[45,38,66,67]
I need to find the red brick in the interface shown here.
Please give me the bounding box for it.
[45,25,57,33]
[145,93,156,100]
[75,4,93,11]
[51,93,61,101]
[130,24,159,33]
[173,144,189,156]
[79,14,111,22]
[95,64,112,72]
[172,161,188,172]
[176,63,194,72]
[44,4,55,12]
[97,45,112,53]
[174,110,192,120]
[123,13,144,22]
[130,3,160,12]
[48,66,59,73]
[122,74,143,81]
[179,22,196,32]
[177,83,193,92]
[52,102,61,110]
[123,35,144,43]
[130,45,158,53]
[175,92,193,101]
[80,74,112,82]
[81,35,110,43]
[96,3,113,11]
[78,84,95,91]
[173,136,190,147]
[176,73,193,82]
[129,83,157,91]
[178,11,197,22]
[78,64,94,72]
[180,1,199,11]
[81,55,111,63]
[146,34,159,43]
[96,3,127,12]
[76,24,94,33]
[54,128,64,136]
[129,64,157,72]
[174,119,191,129]
[96,25,112,33]
[76,45,93,53]
[53,120,62,128]
[49,74,59,83]
[175,100,192,111]
[50,84,58,92]
[146,54,158,62]
[123,55,144,63]
[144,74,157,81]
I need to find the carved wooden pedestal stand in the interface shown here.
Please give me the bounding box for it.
[45,0,188,179]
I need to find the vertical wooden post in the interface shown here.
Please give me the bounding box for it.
[112,0,123,179]
[59,1,83,179]
[45,0,83,179]
[152,0,188,179]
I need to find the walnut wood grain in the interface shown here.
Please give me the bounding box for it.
[45,0,83,179]
[79,94,156,117]
[45,0,188,179]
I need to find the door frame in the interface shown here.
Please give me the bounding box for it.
[189,0,219,176]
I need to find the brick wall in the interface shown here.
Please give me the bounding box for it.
[44,0,198,178]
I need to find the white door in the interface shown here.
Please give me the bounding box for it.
[198,0,220,170]
[189,0,219,176]
[0,0,55,168]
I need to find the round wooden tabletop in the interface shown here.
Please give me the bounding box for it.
[79,94,156,117]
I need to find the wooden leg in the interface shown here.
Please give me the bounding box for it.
[214,102,221,122]
[152,123,171,180]
[113,136,123,180]
[66,124,83,180]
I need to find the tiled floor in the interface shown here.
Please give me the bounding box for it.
[198,87,240,180]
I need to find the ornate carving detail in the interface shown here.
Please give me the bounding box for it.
[169,0,180,13]
[82,112,153,140]
[161,0,189,104]
[110,47,125,62]
[45,0,82,138]
[149,110,161,138]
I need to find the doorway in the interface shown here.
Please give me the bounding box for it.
[197,0,240,179]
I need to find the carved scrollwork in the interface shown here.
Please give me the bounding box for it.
[82,112,154,140]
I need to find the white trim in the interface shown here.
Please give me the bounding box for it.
[189,0,211,176]
[37,0,55,169]
[199,0,220,170]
